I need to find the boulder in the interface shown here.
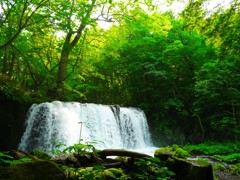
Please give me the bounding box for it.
[166,158,214,180]
[154,147,213,180]
[0,160,66,180]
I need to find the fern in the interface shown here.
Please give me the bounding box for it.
[0,152,32,166]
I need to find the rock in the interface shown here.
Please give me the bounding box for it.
[154,147,213,180]
[0,160,66,180]
[51,152,93,167]
[29,150,52,160]
[166,158,214,180]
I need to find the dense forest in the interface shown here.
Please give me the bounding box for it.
[0,0,239,147]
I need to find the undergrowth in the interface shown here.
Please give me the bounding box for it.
[184,142,240,155]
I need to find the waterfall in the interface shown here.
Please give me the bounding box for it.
[18,101,154,153]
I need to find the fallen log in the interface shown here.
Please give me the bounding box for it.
[98,149,152,159]
[101,162,123,168]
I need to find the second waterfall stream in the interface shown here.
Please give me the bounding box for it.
[18,101,155,154]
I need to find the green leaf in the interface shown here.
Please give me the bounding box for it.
[104,169,118,179]
[0,152,13,159]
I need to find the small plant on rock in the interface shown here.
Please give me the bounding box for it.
[0,152,32,167]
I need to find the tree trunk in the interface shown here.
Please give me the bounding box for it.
[56,0,95,89]
[57,44,72,89]
[56,25,85,89]
[8,49,16,78]
[2,47,9,76]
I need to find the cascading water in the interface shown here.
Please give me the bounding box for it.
[18,101,154,153]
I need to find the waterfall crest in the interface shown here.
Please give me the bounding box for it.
[18,101,153,153]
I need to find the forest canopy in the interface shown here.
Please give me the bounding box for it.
[0,0,239,146]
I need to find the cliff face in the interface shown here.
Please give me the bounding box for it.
[0,92,30,151]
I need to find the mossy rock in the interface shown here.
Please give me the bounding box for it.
[29,150,52,160]
[0,160,66,180]
[4,150,37,160]
[154,147,174,161]
[154,145,190,160]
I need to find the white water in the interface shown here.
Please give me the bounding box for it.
[18,101,154,154]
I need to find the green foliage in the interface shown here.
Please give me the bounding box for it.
[155,145,190,159]
[184,142,240,155]
[0,152,13,159]
[231,163,240,175]
[61,165,128,179]
[213,163,227,172]
[50,140,101,156]
[63,143,95,154]
[0,152,32,167]
[0,0,240,145]
[173,147,190,159]
[214,153,240,164]
[129,157,175,180]
[0,79,38,103]
[50,141,67,155]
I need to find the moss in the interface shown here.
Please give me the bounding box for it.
[154,147,173,156]
[29,150,52,160]
[154,145,190,160]
[0,160,65,180]
[174,147,190,159]
[189,158,210,167]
